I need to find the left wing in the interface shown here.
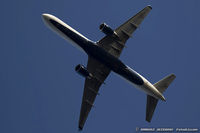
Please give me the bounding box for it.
[79,56,111,130]
[97,6,152,58]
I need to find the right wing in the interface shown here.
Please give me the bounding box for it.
[97,6,152,58]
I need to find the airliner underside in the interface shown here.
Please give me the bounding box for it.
[42,5,176,130]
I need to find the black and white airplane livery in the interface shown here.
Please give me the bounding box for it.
[42,6,176,130]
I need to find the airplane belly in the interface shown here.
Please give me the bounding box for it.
[117,72,160,99]
[113,65,164,100]
[115,70,147,93]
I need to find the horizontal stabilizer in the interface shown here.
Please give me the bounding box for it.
[146,95,158,122]
[154,74,176,93]
[146,74,176,122]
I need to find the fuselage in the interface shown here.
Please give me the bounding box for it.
[42,14,165,101]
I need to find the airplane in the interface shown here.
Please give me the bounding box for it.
[42,5,176,130]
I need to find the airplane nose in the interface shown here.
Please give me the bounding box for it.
[42,13,50,22]
[42,13,55,28]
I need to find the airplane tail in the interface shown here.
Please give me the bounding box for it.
[146,74,176,122]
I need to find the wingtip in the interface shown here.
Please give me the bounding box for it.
[78,126,83,131]
[171,73,176,78]
[146,118,151,123]
[147,5,152,9]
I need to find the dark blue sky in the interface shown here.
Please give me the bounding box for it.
[1,0,200,133]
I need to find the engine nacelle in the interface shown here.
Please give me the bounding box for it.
[99,23,115,36]
[75,64,92,78]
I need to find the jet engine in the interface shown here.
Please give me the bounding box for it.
[99,23,115,36]
[75,64,92,78]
